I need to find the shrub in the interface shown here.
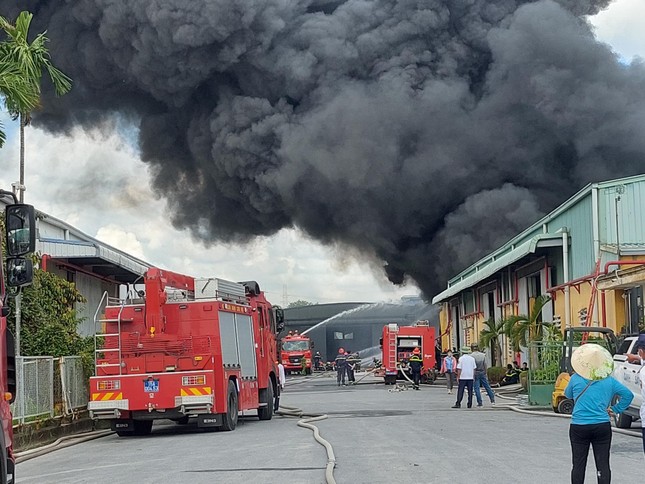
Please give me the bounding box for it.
[487,366,506,384]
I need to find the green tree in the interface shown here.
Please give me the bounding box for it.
[0,10,72,201]
[6,268,93,370]
[287,299,315,308]
[479,317,504,366]
[0,58,38,146]
[502,295,554,351]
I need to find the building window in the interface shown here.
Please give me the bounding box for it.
[334,332,343,340]
[344,333,354,340]
[463,290,475,314]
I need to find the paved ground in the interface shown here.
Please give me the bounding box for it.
[17,372,645,483]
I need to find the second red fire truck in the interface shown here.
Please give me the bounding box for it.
[88,268,284,435]
[280,332,313,374]
[380,322,437,385]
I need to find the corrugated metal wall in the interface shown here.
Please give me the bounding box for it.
[599,179,645,247]
[74,273,116,336]
[545,196,594,280]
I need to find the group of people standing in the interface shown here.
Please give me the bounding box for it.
[443,344,496,408]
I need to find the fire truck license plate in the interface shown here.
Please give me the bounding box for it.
[144,380,159,392]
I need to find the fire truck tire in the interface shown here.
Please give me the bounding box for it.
[384,375,397,385]
[221,381,239,431]
[258,383,274,421]
[133,420,153,436]
[305,367,312,375]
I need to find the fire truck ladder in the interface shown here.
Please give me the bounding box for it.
[386,324,399,370]
[93,291,127,376]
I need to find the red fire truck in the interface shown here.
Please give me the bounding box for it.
[0,193,37,484]
[280,333,313,375]
[88,268,284,435]
[380,322,436,385]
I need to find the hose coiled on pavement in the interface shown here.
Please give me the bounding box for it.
[277,405,336,484]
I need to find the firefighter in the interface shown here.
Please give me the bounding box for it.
[335,348,348,386]
[346,350,356,384]
[314,351,322,371]
[408,347,423,390]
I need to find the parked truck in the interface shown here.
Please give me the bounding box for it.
[280,332,313,375]
[0,192,37,484]
[380,322,436,385]
[88,268,284,435]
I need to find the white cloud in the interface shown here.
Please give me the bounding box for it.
[589,0,645,61]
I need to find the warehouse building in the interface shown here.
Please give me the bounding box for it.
[283,298,439,362]
[432,174,645,362]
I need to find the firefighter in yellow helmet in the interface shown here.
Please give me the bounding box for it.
[408,347,423,390]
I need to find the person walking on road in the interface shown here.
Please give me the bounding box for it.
[452,346,476,409]
[408,347,423,390]
[335,348,348,386]
[564,344,633,484]
[277,361,286,390]
[441,349,457,394]
[471,343,495,407]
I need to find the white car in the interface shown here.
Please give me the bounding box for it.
[612,336,643,428]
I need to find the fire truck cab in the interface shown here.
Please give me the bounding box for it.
[88,268,284,435]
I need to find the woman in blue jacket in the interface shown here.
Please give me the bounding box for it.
[564,344,633,484]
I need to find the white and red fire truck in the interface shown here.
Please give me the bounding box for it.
[380,322,437,385]
[88,268,284,435]
[280,333,313,374]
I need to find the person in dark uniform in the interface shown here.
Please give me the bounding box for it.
[335,348,348,386]
[346,350,357,384]
[314,351,322,371]
[408,347,423,390]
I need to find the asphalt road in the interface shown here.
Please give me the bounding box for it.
[17,372,645,484]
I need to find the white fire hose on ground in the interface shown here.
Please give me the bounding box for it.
[277,405,337,484]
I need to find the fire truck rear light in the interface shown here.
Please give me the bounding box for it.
[182,375,206,385]
[98,380,120,391]
[4,392,12,402]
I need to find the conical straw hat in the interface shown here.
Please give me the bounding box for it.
[571,343,614,380]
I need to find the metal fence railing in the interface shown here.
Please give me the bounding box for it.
[59,356,88,414]
[12,356,54,424]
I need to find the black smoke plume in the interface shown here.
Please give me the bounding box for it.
[1,0,643,298]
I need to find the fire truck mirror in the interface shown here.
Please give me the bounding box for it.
[275,307,285,331]
[5,204,36,257]
[6,257,33,287]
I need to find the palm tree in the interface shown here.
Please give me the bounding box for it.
[0,59,38,146]
[502,294,554,352]
[479,317,504,366]
[0,11,72,201]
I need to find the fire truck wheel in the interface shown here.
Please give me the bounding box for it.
[305,367,312,375]
[133,420,153,436]
[258,383,274,421]
[221,380,239,431]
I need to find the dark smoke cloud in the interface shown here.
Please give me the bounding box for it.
[1,0,643,298]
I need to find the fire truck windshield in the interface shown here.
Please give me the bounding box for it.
[282,340,310,351]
